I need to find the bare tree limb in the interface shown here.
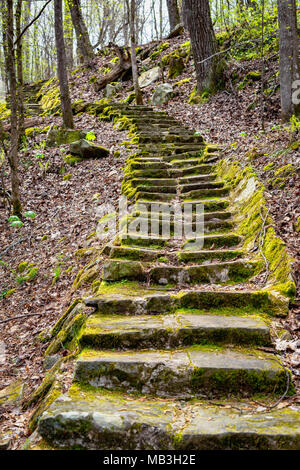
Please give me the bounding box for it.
[14,0,53,46]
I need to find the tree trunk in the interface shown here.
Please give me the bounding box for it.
[54,0,74,128]
[64,0,74,69]
[3,0,22,215]
[277,0,300,121]
[166,0,181,31]
[127,0,143,105]
[15,0,25,138]
[67,0,94,63]
[182,0,223,94]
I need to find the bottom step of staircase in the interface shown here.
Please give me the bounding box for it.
[38,385,300,450]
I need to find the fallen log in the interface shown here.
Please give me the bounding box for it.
[93,43,132,92]
[3,117,40,133]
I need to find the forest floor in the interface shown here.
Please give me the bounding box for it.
[0,31,299,449]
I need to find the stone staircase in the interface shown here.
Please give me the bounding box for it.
[36,105,300,450]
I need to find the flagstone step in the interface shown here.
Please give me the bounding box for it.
[135,198,230,212]
[102,259,258,284]
[178,248,244,263]
[108,245,243,263]
[120,232,241,249]
[121,215,234,234]
[83,288,280,316]
[128,164,215,178]
[79,313,271,349]
[182,187,230,199]
[74,348,289,398]
[38,385,300,450]
[180,181,226,192]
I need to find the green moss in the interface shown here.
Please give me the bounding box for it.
[263,162,275,171]
[274,164,297,178]
[174,78,191,88]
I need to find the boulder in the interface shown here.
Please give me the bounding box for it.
[46,128,87,147]
[151,83,174,106]
[69,139,110,159]
[138,66,161,88]
[104,82,123,98]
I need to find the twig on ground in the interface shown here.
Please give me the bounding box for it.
[0,313,42,325]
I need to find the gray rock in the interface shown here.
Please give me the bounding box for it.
[104,82,122,98]
[46,128,87,147]
[151,83,174,106]
[138,66,161,88]
[69,139,110,159]
[43,354,61,371]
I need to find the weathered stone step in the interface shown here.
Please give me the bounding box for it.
[135,184,177,194]
[130,177,177,187]
[135,198,230,213]
[129,174,217,188]
[108,245,243,263]
[183,187,230,199]
[84,288,280,316]
[108,245,163,262]
[38,386,300,450]
[80,313,271,349]
[180,181,226,192]
[178,174,217,184]
[120,232,172,247]
[178,248,244,263]
[121,214,233,234]
[102,259,257,284]
[181,198,230,212]
[182,233,242,249]
[135,191,176,202]
[74,348,289,398]
[127,163,214,176]
[120,231,240,249]
[138,135,204,144]
[131,210,232,222]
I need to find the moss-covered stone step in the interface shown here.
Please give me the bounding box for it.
[84,288,281,316]
[128,164,215,179]
[120,232,171,247]
[134,184,177,194]
[178,174,217,184]
[119,231,241,249]
[182,233,242,249]
[74,348,289,398]
[38,385,300,450]
[135,198,230,213]
[108,245,163,262]
[135,191,176,202]
[180,181,226,192]
[102,259,258,284]
[183,187,230,199]
[79,313,271,350]
[129,177,177,187]
[138,135,204,144]
[129,210,233,223]
[121,214,233,234]
[178,248,244,263]
[108,245,243,263]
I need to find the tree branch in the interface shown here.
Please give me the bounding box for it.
[14,0,53,46]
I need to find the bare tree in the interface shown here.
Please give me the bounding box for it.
[182,0,223,94]
[54,0,74,128]
[277,0,300,121]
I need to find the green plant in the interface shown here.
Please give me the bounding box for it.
[85,131,96,141]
